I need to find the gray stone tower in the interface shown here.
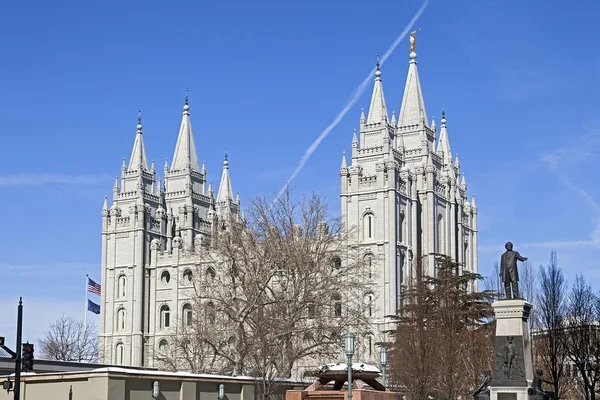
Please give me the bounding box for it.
[99,96,240,367]
[340,50,478,343]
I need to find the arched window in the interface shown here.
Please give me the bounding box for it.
[332,293,342,317]
[332,256,342,270]
[115,343,124,365]
[183,303,193,326]
[116,308,126,331]
[160,305,170,329]
[158,339,169,354]
[364,293,374,317]
[206,266,216,280]
[161,270,171,284]
[307,303,316,319]
[117,275,126,298]
[363,212,375,240]
[183,269,193,284]
[437,214,444,253]
[364,253,374,279]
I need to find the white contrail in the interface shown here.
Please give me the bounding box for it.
[276,0,429,200]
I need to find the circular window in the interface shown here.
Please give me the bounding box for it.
[161,270,171,284]
[158,339,168,352]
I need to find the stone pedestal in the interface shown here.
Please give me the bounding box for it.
[489,299,533,400]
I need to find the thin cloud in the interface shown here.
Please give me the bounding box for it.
[0,173,112,187]
[540,126,600,170]
[3,262,99,278]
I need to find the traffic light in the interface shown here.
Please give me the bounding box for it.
[21,343,34,371]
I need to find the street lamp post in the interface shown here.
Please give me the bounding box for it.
[380,347,387,388]
[345,332,355,400]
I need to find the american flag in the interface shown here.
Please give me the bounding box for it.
[88,277,101,295]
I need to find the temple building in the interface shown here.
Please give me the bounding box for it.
[339,47,478,344]
[99,95,240,367]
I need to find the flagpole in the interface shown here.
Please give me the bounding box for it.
[84,273,88,340]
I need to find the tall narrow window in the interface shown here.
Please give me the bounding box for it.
[183,303,193,326]
[333,293,342,317]
[364,254,374,279]
[399,212,405,243]
[368,335,373,357]
[206,301,216,324]
[160,305,170,329]
[116,343,124,365]
[437,214,444,253]
[117,308,125,331]
[117,275,126,298]
[364,293,374,317]
[363,213,375,240]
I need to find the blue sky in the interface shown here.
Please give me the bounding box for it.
[1,0,600,349]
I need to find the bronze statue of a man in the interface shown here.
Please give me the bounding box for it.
[500,242,527,299]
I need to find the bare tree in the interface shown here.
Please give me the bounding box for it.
[535,250,568,399]
[160,188,370,399]
[562,275,600,400]
[389,255,495,400]
[520,260,536,304]
[39,315,98,362]
[484,262,503,301]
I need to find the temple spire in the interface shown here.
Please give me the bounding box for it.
[216,149,234,203]
[170,90,200,172]
[436,105,452,161]
[127,110,149,172]
[366,54,388,124]
[398,50,428,128]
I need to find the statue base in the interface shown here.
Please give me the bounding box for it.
[489,299,533,400]
[490,386,530,400]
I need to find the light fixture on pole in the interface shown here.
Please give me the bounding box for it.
[218,384,225,400]
[152,381,160,399]
[345,332,355,400]
[379,347,388,388]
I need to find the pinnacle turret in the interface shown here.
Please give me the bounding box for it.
[436,106,452,162]
[341,152,347,168]
[216,150,234,203]
[127,111,149,172]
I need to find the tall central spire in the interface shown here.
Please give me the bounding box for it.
[170,90,200,172]
[398,51,428,128]
[127,110,149,172]
[366,55,388,124]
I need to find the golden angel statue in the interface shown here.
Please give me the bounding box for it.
[410,28,421,52]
